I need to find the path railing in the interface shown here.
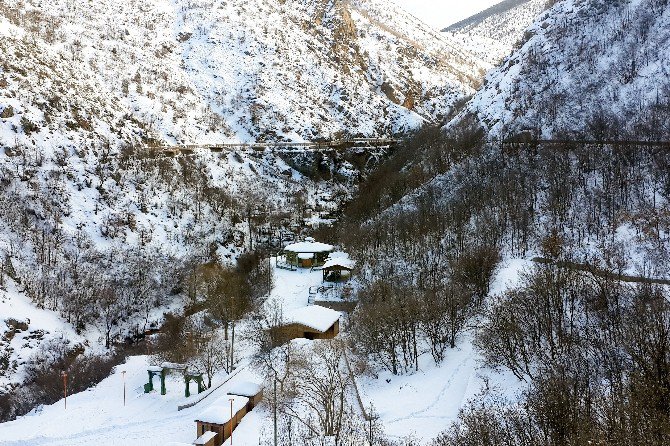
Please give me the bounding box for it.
[177,364,248,411]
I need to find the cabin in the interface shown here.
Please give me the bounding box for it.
[321,252,355,282]
[193,431,217,446]
[227,381,264,411]
[283,238,334,268]
[195,397,249,446]
[276,305,341,342]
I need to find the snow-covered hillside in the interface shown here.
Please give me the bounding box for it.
[0,0,489,399]
[0,280,82,388]
[444,0,549,65]
[0,0,486,147]
[461,0,670,138]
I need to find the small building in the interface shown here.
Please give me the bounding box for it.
[283,238,334,268]
[277,305,341,341]
[227,381,264,410]
[193,431,217,446]
[195,398,249,446]
[321,252,355,282]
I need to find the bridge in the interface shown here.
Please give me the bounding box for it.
[145,138,401,157]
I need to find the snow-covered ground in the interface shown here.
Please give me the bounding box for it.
[357,258,531,442]
[0,258,532,445]
[0,280,83,389]
[0,355,265,446]
[267,259,323,313]
[0,261,329,445]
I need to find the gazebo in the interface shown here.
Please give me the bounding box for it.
[144,363,204,397]
[321,252,355,282]
[283,237,334,268]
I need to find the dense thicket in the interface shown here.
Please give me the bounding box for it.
[437,264,670,446]
[338,120,670,441]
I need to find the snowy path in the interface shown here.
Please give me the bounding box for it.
[0,264,326,446]
[268,261,323,312]
[0,356,263,446]
[355,258,531,442]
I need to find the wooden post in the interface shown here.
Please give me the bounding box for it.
[62,372,68,410]
[160,370,166,395]
[122,370,126,406]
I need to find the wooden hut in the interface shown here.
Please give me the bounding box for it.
[193,431,217,446]
[194,397,249,446]
[227,381,264,411]
[277,305,341,341]
[283,238,334,268]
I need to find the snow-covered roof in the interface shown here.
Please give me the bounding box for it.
[284,241,334,253]
[298,253,314,259]
[160,362,188,371]
[193,431,218,445]
[329,251,349,259]
[322,252,355,270]
[195,397,249,424]
[227,381,263,398]
[322,259,355,270]
[285,305,341,332]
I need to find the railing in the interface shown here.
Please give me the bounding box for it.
[177,364,248,411]
[145,138,401,155]
[501,138,670,148]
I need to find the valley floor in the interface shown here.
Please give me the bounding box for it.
[0,259,531,445]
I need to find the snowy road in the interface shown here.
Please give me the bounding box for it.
[0,356,264,446]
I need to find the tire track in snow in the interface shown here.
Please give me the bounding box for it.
[386,350,476,423]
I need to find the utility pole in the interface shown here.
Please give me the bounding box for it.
[247,207,252,251]
[122,370,126,406]
[268,251,272,296]
[62,372,68,410]
[273,370,278,446]
[229,398,235,445]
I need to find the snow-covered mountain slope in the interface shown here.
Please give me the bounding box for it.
[387,0,506,31]
[444,0,549,65]
[0,279,83,389]
[460,0,670,139]
[0,0,486,148]
[0,0,488,394]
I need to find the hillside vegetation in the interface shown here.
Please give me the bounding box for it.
[337,0,670,444]
[0,0,487,419]
[462,0,670,138]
